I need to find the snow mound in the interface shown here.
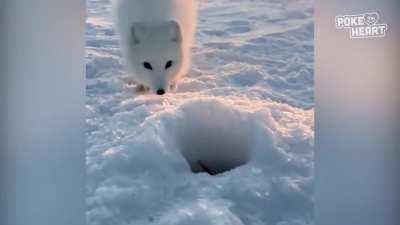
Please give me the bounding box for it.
[87,96,313,225]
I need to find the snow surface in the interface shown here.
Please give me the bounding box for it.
[86,0,314,224]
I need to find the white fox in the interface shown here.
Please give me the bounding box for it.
[113,0,198,95]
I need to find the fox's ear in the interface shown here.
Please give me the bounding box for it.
[130,23,146,45]
[167,20,182,43]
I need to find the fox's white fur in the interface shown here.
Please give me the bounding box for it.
[113,0,197,94]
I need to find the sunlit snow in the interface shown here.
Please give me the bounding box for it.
[86,0,314,224]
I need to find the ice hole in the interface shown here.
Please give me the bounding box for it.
[173,100,253,175]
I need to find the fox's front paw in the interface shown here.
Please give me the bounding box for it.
[169,82,178,91]
[136,84,150,93]
[121,76,136,86]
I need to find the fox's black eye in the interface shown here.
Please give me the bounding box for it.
[143,62,153,70]
[165,60,173,70]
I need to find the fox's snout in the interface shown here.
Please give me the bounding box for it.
[151,77,169,95]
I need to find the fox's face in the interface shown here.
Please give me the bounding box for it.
[128,21,183,95]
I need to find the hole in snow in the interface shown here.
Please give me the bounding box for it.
[172,100,254,175]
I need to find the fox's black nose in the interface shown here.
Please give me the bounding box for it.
[157,89,165,95]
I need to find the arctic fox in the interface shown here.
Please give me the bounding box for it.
[113,0,198,95]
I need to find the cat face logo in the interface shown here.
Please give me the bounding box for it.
[336,12,388,39]
[364,13,379,26]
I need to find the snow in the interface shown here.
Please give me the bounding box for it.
[86,0,314,224]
